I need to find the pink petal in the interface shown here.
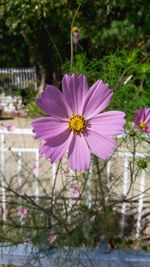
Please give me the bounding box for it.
[133,108,150,132]
[48,234,57,244]
[88,111,126,136]
[40,130,73,163]
[133,109,145,123]
[18,109,27,117]
[71,187,81,198]
[85,131,117,160]
[32,117,68,140]
[62,74,88,114]
[36,85,69,119]
[7,125,16,132]
[134,108,150,122]
[12,109,27,117]
[82,80,113,119]
[17,208,27,220]
[144,109,150,122]
[73,35,80,45]
[68,134,90,171]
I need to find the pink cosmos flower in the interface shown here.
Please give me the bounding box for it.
[72,26,80,45]
[32,74,126,171]
[7,124,16,132]
[133,108,150,132]
[71,187,81,198]
[12,109,20,116]
[47,234,57,245]
[12,109,27,117]
[17,207,27,220]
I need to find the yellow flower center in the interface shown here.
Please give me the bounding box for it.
[139,121,148,130]
[72,26,79,33]
[69,114,86,133]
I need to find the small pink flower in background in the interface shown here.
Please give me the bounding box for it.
[17,109,27,117]
[7,124,16,132]
[32,74,126,172]
[72,26,80,45]
[47,234,57,245]
[12,109,27,117]
[18,109,27,117]
[71,187,81,198]
[133,108,150,132]
[73,32,80,45]
[17,207,27,220]
[32,165,39,178]
[12,109,19,116]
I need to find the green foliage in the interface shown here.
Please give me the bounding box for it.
[26,101,44,118]
[1,0,150,75]
[20,87,37,105]
[136,159,148,170]
[76,0,87,5]
[62,49,150,121]
[0,0,150,117]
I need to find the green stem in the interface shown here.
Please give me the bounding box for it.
[94,156,106,212]
[41,20,63,65]
[70,4,81,72]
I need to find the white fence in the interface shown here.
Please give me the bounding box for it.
[0,128,149,238]
[0,127,57,220]
[0,66,37,90]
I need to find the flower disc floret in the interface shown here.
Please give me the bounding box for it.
[69,114,86,133]
[133,108,150,133]
[139,121,148,130]
[72,26,79,33]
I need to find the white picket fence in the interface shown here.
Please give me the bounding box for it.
[0,128,149,238]
[0,127,57,220]
[0,67,37,90]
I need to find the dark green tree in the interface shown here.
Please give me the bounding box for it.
[0,0,150,86]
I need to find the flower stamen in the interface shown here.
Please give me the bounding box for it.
[139,121,148,130]
[72,26,79,33]
[69,114,86,133]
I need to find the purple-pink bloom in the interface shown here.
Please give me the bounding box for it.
[32,74,126,172]
[133,108,150,132]
[73,32,80,45]
[72,26,80,45]
[17,207,27,220]
[47,234,57,245]
[12,109,27,117]
[71,187,81,198]
[7,124,16,132]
